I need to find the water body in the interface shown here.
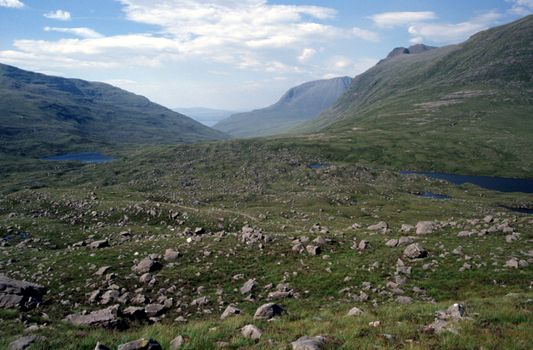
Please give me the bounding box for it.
[308,163,329,169]
[416,192,451,200]
[401,171,533,193]
[2,231,31,241]
[501,206,533,215]
[42,152,114,164]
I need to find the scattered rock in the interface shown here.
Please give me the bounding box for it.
[346,307,363,316]
[8,335,45,350]
[253,303,284,320]
[240,279,257,294]
[132,257,162,275]
[306,245,321,256]
[415,221,434,235]
[220,305,241,320]
[89,239,109,249]
[0,275,46,310]
[117,338,162,350]
[291,336,327,350]
[367,222,388,233]
[163,249,180,262]
[241,324,262,340]
[169,336,185,350]
[403,243,428,259]
[64,305,126,329]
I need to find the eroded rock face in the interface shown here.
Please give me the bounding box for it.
[64,305,126,329]
[0,275,46,310]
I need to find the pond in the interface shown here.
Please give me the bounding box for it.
[401,171,533,193]
[501,206,533,215]
[42,152,114,164]
[308,163,329,169]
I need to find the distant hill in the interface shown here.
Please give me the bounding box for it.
[383,44,436,60]
[214,76,352,137]
[173,107,241,127]
[0,64,227,157]
[296,15,533,175]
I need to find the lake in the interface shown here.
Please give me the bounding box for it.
[42,152,114,164]
[401,171,533,193]
[416,191,451,200]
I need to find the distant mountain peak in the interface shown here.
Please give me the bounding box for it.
[384,44,437,60]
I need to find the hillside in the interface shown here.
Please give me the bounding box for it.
[294,15,533,176]
[214,76,352,137]
[0,64,227,157]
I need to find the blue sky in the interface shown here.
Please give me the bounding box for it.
[0,0,531,111]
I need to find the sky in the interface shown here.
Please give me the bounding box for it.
[0,0,532,111]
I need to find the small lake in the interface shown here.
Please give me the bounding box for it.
[308,163,329,169]
[501,206,533,215]
[401,171,533,193]
[42,152,114,164]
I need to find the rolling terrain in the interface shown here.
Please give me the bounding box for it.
[0,14,532,350]
[0,64,227,157]
[214,77,352,138]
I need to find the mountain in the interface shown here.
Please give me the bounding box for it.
[295,15,533,175]
[384,44,436,60]
[214,76,352,137]
[173,107,241,127]
[0,64,227,157]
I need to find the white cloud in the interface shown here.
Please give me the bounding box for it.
[0,0,23,8]
[1,0,378,74]
[298,48,316,62]
[325,56,378,77]
[408,11,502,44]
[44,27,102,39]
[44,9,71,21]
[507,0,533,15]
[370,11,437,28]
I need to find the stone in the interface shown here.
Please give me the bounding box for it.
[483,215,494,223]
[240,279,257,294]
[123,306,147,320]
[169,336,185,350]
[89,239,109,249]
[0,275,46,310]
[253,303,284,320]
[132,258,162,275]
[367,222,388,233]
[95,266,111,276]
[400,224,414,233]
[94,342,111,350]
[220,305,241,320]
[306,245,321,256]
[144,304,166,317]
[403,243,428,259]
[64,305,126,329]
[415,221,434,235]
[291,336,327,350]
[117,338,162,350]
[358,240,369,251]
[346,307,363,316]
[398,236,414,246]
[241,324,262,340]
[164,249,180,262]
[385,239,398,247]
[191,296,209,306]
[396,296,412,304]
[505,258,519,269]
[8,335,44,350]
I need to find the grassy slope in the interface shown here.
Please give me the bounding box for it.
[0,140,532,349]
[293,15,533,178]
[0,64,227,157]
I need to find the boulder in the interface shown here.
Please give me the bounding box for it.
[144,303,166,317]
[132,258,162,275]
[291,336,328,350]
[117,338,162,350]
[169,336,185,350]
[253,303,284,320]
[94,342,111,350]
[367,222,388,233]
[64,305,126,329]
[240,279,257,294]
[0,275,46,310]
[403,243,428,259]
[385,239,398,247]
[346,307,363,316]
[306,245,321,256]
[415,221,434,235]
[164,249,180,262]
[220,305,241,320]
[89,239,109,249]
[8,335,45,350]
[241,324,262,340]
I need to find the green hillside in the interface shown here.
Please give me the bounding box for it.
[0,64,227,157]
[294,15,533,177]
